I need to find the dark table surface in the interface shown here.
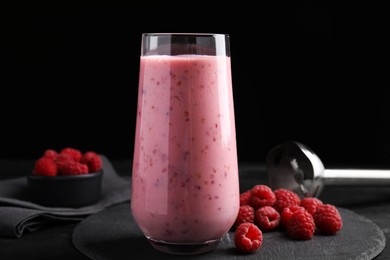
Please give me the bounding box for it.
[1,159,389,259]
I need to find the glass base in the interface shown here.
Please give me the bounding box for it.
[147,237,221,255]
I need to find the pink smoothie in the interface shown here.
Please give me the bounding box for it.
[131,54,239,243]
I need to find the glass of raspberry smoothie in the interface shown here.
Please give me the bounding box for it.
[131,33,239,255]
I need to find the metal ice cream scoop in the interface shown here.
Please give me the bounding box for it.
[266,141,390,198]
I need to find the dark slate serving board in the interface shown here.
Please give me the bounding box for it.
[72,203,385,260]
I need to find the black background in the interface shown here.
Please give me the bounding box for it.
[0,2,387,169]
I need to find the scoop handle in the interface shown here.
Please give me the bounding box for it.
[323,169,390,186]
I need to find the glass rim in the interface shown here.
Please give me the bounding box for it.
[141,33,230,57]
[142,32,229,37]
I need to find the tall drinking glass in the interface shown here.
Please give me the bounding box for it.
[131,33,239,255]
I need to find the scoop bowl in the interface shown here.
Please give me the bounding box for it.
[27,171,103,208]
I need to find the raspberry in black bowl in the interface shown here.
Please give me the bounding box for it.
[27,148,103,208]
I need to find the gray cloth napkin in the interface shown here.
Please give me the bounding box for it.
[0,155,131,238]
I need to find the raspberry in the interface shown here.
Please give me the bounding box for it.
[58,160,89,175]
[234,205,255,228]
[281,205,306,228]
[286,209,315,240]
[300,197,323,216]
[255,206,281,232]
[33,157,57,176]
[273,188,301,213]
[43,149,58,161]
[60,147,82,162]
[56,154,74,172]
[250,184,276,209]
[234,223,263,253]
[240,190,252,206]
[313,204,343,235]
[80,151,102,173]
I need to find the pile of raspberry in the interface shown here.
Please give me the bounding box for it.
[234,184,343,253]
[32,148,103,176]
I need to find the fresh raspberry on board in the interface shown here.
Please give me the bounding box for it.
[286,209,316,240]
[255,206,281,232]
[43,149,58,161]
[58,160,89,175]
[280,205,306,228]
[33,157,57,176]
[313,204,343,235]
[240,190,252,206]
[234,205,255,228]
[300,197,323,216]
[234,222,263,253]
[272,188,301,213]
[250,184,276,209]
[60,147,83,162]
[80,151,102,172]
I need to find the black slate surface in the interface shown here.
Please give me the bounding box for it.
[72,203,385,260]
[1,161,389,259]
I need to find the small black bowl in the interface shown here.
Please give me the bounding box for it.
[27,171,103,208]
